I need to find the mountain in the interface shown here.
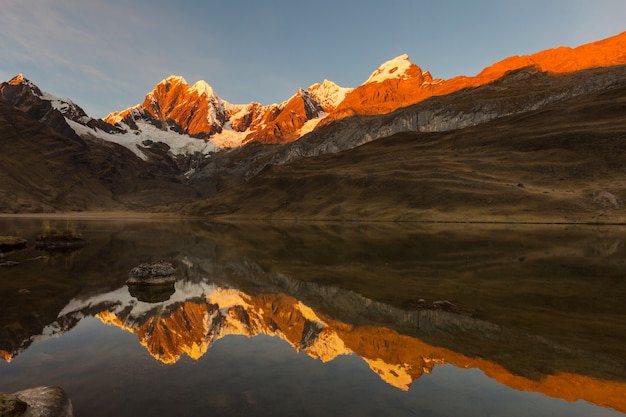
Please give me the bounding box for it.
[101,30,626,153]
[2,31,626,216]
[186,64,626,223]
[104,76,349,147]
[323,54,441,122]
[0,77,204,212]
[0,74,121,140]
[323,30,626,123]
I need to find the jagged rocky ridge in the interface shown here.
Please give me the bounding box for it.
[104,75,347,147]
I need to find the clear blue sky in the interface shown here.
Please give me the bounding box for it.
[1,0,624,118]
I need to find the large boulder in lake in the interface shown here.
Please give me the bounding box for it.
[7,386,74,417]
[0,392,27,416]
[126,261,176,286]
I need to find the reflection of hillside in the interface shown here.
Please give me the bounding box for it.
[85,281,626,414]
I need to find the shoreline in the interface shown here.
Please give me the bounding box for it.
[0,211,184,221]
[1,210,626,226]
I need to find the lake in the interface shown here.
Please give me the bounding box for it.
[0,217,625,416]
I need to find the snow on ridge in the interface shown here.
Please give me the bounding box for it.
[365,54,414,84]
[104,104,142,125]
[163,74,187,85]
[210,122,247,148]
[66,117,221,160]
[298,114,325,136]
[66,118,149,160]
[307,79,352,110]
[191,80,216,98]
[41,91,87,119]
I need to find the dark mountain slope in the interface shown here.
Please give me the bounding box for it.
[0,103,197,212]
[0,102,120,212]
[186,79,626,223]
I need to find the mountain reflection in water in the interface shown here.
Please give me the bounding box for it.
[0,218,625,416]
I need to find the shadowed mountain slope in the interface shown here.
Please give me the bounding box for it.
[0,103,197,212]
[0,102,119,212]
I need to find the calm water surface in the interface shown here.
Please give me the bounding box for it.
[0,218,624,417]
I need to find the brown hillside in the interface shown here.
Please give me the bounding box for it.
[0,103,197,213]
[187,76,626,223]
[0,103,121,212]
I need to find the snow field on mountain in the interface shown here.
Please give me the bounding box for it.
[66,118,221,160]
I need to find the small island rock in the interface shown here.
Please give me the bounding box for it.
[126,261,176,286]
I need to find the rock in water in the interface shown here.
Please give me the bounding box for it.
[127,261,176,285]
[12,386,74,417]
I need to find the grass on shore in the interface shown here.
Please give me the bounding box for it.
[39,221,83,239]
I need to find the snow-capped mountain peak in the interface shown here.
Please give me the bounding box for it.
[190,80,217,98]
[365,54,415,84]
[104,104,142,125]
[8,73,27,86]
[307,79,353,112]
[4,73,96,125]
[163,74,187,85]
[8,73,44,97]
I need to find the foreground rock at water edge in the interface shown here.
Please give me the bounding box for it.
[6,386,74,417]
[0,392,27,417]
[126,261,176,285]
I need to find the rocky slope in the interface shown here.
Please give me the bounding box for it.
[0,74,121,139]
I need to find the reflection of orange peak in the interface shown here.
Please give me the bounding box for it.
[334,325,626,413]
[0,349,13,363]
[97,289,626,413]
